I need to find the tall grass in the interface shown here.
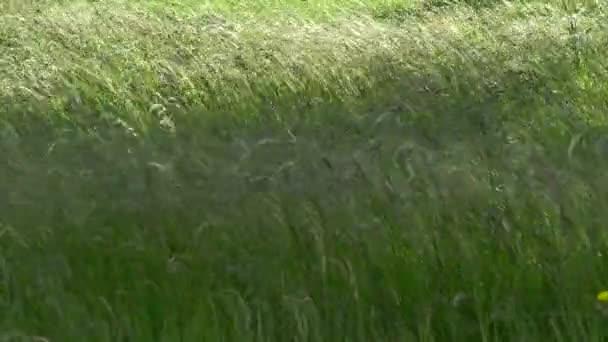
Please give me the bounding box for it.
[2,0,608,340]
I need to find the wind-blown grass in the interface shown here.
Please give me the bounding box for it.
[2,0,608,341]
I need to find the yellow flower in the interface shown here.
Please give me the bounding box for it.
[597,291,608,302]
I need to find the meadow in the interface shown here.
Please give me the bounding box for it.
[2,0,608,340]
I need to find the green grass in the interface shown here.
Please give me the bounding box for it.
[3,0,608,340]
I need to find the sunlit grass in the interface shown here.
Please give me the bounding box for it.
[2,0,608,341]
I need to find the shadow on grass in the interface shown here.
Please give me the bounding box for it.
[3,14,608,340]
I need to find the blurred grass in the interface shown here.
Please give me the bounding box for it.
[3,0,608,341]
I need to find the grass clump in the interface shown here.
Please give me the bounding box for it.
[3,0,608,341]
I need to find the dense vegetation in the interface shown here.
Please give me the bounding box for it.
[2,0,608,340]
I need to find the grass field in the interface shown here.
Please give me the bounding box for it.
[2,0,608,340]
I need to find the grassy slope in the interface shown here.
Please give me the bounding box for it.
[3,0,608,340]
